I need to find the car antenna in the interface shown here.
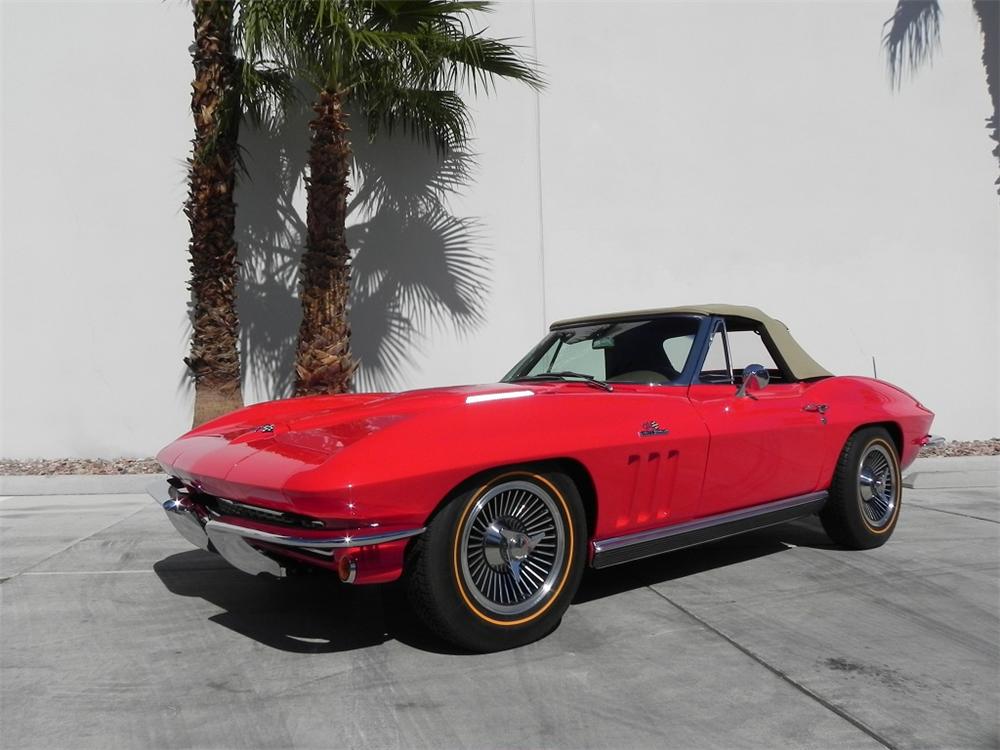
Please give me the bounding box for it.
[872,356,878,380]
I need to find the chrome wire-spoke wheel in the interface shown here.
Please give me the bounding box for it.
[459,480,566,616]
[821,428,901,550]
[857,443,898,529]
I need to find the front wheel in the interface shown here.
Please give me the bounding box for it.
[406,469,586,652]
[820,427,902,549]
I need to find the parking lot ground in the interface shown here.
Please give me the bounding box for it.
[1,459,997,750]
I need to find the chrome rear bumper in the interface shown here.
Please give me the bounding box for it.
[147,479,425,578]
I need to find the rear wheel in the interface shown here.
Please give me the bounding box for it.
[406,469,586,652]
[820,427,902,549]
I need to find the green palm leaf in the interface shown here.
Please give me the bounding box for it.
[236,0,541,395]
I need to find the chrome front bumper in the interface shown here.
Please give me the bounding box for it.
[147,479,425,578]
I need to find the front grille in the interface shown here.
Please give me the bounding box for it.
[206,495,326,529]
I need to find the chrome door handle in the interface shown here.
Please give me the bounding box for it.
[803,403,828,414]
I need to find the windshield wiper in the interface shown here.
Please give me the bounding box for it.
[512,371,613,391]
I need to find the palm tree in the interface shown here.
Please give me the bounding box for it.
[184,0,290,426]
[243,1,542,396]
[883,0,999,195]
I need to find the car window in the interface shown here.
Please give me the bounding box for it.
[699,328,732,384]
[696,319,789,385]
[528,337,607,379]
[511,317,701,385]
[727,329,779,373]
[663,334,695,372]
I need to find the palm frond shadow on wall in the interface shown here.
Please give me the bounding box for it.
[235,106,491,400]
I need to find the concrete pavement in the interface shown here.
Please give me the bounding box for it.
[1,459,997,749]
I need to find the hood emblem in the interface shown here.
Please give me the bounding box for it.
[639,421,668,437]
[254,423,275,433]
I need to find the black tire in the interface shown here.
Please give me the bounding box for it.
[820,427,902,549]
[405,469,587,652]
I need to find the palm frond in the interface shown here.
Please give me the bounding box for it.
[236,58,295,128]
[429,32,544,93]
[883,0,942,88]
[362,86,471,151]
[368,1,493,35]
[241,0,541,149]
[243,0,542,99]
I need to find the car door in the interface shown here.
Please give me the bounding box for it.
[688,318,829,516]
[516,316,712,537]
[599,318,711,531]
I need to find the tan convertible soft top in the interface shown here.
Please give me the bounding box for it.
[550,304,832,381]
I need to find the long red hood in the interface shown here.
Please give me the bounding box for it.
[156,383,540,509]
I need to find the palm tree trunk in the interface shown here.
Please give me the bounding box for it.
[973,0,999,196]
[184,0,243,424]
[294,88,357,396]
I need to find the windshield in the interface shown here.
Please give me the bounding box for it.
[503,316,702,385]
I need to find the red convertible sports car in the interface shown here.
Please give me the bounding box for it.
[150,305,934,651]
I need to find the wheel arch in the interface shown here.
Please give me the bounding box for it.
[424,458,599,541]
[819,420,904,491]
[854,421,903,457]
[820,420,903,548]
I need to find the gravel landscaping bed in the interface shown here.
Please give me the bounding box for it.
[917,439,1000,457]
[2,439,998,475]
[0,458,162,476]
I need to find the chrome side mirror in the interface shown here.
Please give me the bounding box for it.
[736,364,770,398]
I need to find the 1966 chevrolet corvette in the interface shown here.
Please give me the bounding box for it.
[151,305,934,651]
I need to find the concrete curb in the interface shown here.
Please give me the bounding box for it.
[0,473,167,496]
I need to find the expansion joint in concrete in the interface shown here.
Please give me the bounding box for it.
[642,582,898,750]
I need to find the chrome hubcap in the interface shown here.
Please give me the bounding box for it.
[858,443,897,528]
[460,480,565,616]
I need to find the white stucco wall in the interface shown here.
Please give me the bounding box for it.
[531,0,999,440]
[1,1,195,457]
[1,0,997,458]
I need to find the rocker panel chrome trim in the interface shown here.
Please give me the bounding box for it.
[591,491,828,569]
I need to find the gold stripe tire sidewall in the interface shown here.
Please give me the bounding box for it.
[820,426,903,550]
[405,466,587,652]
[450,472,575,627]
[857,437,901,535]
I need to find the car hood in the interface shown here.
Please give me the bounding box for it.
[156,383,540,503]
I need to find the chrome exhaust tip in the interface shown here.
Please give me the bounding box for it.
[338,556,357,584]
